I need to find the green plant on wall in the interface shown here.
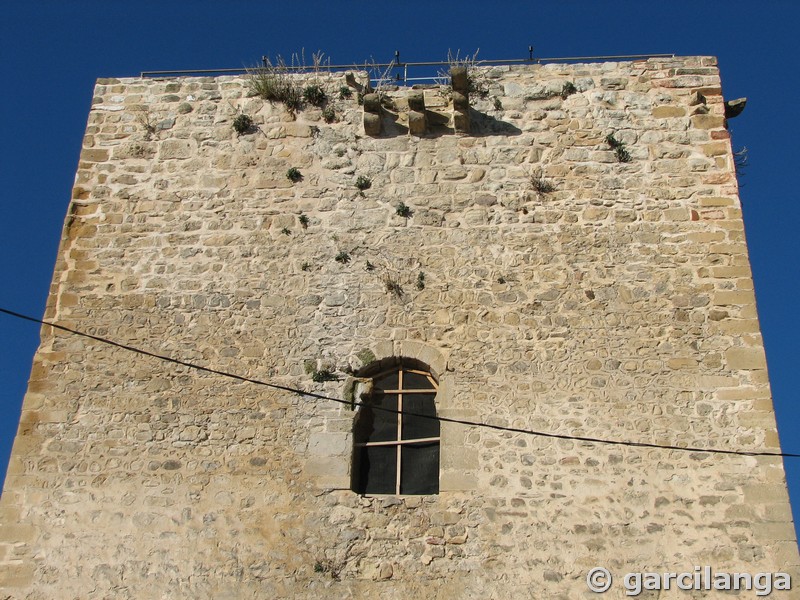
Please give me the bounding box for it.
[606,134,631,163]
[530,172,556,194]
[355,175,371,193]
[246,57,303,112]
[384,275,403,298]
[335,251,350,264]
[133,107,157,140]
[437,49,488,99]
[232,114,254,135]
[287,167,303,182]
[303,84,326,107]
[304,359,339,383]
[312,369,338,383]
[395,202,412,218]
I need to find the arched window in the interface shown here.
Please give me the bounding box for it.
[352,362,440,495]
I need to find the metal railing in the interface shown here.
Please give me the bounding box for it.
[140,48,676,81]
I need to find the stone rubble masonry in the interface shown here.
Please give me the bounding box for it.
[0,56,798,598]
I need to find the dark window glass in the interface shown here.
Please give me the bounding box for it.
[351,364,440,496]
[401,393,439,440]
[357,445,397,495]
[400,442,440,495]
[403,371,435,390]
[355,393,398,443]
[373,371,399,390]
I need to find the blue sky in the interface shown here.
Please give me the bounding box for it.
[1,1,798,544]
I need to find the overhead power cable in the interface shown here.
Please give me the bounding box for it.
[1,306,798,459]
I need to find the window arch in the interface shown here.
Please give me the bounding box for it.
[351,361,440,495]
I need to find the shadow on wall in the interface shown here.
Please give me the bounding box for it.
[371,107,522,139]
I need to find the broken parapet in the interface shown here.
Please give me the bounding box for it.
[451,66,470,133]
[363,93,382,136]
[407,91,427,136]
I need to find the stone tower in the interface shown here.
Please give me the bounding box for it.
[1,56,798,598]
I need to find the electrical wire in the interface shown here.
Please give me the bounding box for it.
[1,306,798,459]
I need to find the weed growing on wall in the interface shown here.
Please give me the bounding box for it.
[232,114,254,135]
[606,134,631,163]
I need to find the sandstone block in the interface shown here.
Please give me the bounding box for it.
[159,139,194,159]
[80,148,109,162]
[651,106,686,118]
[440,471,477,492]
[702,141,728,156]
[713,290,756,306]
[692,114,726,129]
[308,433,350,456]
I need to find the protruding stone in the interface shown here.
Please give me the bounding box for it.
[406,91,427,135]
[363,112,381,136]
[452,91,469,112]
[454,108,470,133]
[450,67,469,91]
[407,91,425,112]
[450,68,471,133]
[363,92,382,135]
[724,97,747,119]
[689,91,706,106]
[362,93,381,113]
[408,110,426,135]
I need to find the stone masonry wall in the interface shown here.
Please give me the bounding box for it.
[1,56,798,598]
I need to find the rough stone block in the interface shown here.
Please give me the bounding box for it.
[0,563,35,588]
[305,457,350,488]
[441,448,477,470]
[440,471,477,492]
[159,139,194,160]
[308,432,350,457]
